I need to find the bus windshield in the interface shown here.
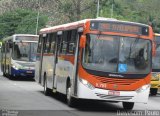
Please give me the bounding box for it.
[12,42,38,62]
[83,34,151,75]
[152,36,160,70]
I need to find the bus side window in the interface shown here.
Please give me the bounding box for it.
[60,31,68,54]
[1,43,5,55]
[59,29,77,55]
[50,33,56,54]
[1,43,4,58]
[6,42,10,53]
[67,29,77,54]
[44,34,50,53]
[37,35,43,54]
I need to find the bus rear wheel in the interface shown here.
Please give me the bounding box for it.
[150,88,158,95]
[122,102,134,110]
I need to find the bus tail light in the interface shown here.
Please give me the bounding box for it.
[79,78,95,90]
[136,84,150,93]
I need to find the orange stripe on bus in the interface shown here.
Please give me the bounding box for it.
[58,55,75,64]
[78,64,151,91]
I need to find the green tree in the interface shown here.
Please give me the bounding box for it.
[54,0,96,24]
[0,9,48,39]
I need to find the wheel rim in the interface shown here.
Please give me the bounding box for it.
[67,87,71,102]
[44,78,47,92]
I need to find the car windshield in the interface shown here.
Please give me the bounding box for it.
[12,42,38,62]
[152,35,160,70]
[83,34,151,74]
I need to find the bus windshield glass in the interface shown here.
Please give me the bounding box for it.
[83,34,151,74]
[152,35,160,70]
[12,42,38,62]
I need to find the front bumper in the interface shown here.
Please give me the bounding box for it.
[77,80,150,103]
[11,67,35,77]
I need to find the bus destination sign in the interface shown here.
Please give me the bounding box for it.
[90,21,149,35]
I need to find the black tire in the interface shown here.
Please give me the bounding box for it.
[66,83,76,107]
[3,71,6,77]
[2,65,5,76]
[44,75,51,96]
[122,102,134,110]
[9,75,14,80]
[6,65,10,78]
[150,88,158,96]
[8,74,13,79]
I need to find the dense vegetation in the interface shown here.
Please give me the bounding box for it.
[0,9,47,38]
[0,0,160,39]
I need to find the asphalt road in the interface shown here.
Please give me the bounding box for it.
[0,73,160,116]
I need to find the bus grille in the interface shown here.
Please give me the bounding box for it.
[95,93,133,101]
[95,76,140,85]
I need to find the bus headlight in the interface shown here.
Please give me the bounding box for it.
[12,65,19,70]
[136,84,150,93]
[12,64,22,70]
[79,78,95,90]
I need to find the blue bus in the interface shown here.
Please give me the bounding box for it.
[1,34,38,79]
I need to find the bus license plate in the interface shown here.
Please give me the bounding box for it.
[26,71,32,74]
[108,91,120,96]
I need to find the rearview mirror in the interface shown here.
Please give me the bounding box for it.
[79,35,86,48]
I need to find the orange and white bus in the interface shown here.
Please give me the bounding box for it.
[35,18,154,110]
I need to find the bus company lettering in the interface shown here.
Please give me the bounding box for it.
[96,83,107,88]
[109,74,124,78]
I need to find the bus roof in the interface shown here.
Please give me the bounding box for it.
[2,34,39,42]
[39,18,150,34]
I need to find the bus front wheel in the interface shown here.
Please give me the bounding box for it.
[44,75,51,96]
[150,88,158,95]
[122,102,134,110]
[66,84,76,107]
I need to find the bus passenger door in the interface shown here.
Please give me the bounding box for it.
[1,43,6,74]
[35,35,45,85]
[52,32,62,90]
[4,42,10,75]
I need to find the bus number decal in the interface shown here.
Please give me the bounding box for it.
[96,83,107,89]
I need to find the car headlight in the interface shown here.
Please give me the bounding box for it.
[79,78,95,90]
[136,84,150,93]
